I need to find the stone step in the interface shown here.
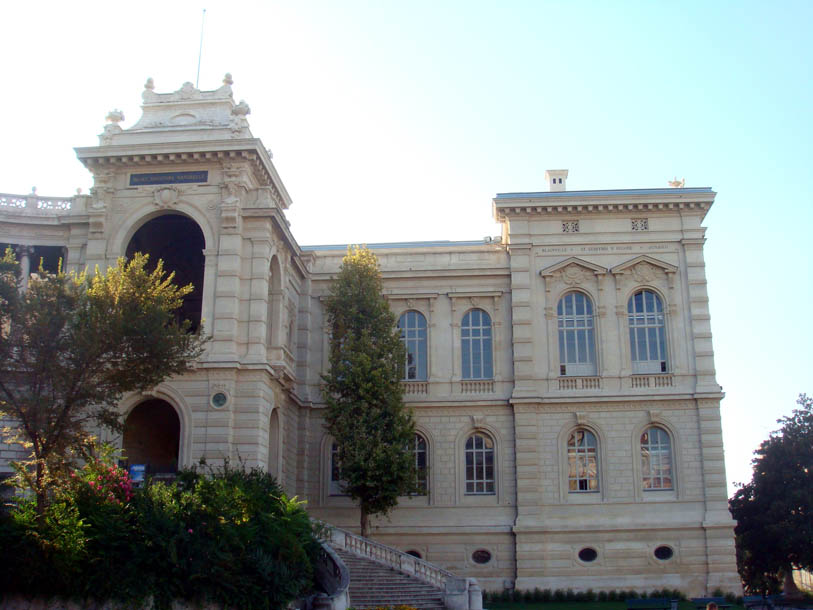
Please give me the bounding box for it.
[333,547,445,609]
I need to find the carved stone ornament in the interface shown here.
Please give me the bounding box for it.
[470,296,480,307]
[560,263,587,286]
[153,186,180,208]
[631,261,659,284]
[230,100,251,136]
[470,415,486,428]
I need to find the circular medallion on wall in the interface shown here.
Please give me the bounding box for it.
[210,391,229,409]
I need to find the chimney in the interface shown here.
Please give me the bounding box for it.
[545,169,568,192]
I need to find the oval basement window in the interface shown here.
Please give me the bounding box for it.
[471,549,492,564]
[654,545,674,560]
[406,550,422,559]
[578,547,598,562]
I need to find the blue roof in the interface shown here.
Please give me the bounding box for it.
[495,187,713,199]
[302,240,489,251]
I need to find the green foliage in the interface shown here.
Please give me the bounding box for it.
[729,393,813,594]
[0,252,205,516]
[0,452,319,609]
[321,246,416,536]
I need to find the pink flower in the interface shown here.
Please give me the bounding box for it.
[188,528,194,534]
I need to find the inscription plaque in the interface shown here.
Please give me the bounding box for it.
[129,171,208,186]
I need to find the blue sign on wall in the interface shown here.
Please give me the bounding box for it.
[129,171,209,186]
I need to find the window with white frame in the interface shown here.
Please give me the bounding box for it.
[628,290,668,373]
[461,309,493,380]
[329,442,347,496]
[641,426,673,490]
[413,433,428,495]
[465,432,495,494]
[557,292,597,376]
[568,429,599,492]
[398,310,428,381]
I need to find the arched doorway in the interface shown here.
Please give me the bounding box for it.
[268,408,280,480]
[123,399,181,474]
[125,214,205,331]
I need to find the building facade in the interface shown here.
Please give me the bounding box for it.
[0,77,740,593]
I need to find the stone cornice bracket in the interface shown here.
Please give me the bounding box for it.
[493,190,716,223]
[470,415,487,428]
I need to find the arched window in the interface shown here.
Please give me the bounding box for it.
[557,292,596,376]
[413,433,428,495]
[398,311,427,381]
[329,442,347,496]
[461,309,493,380]
[568,429,599,492]
[641,426,673,490]
[628,290,667,373]
[465,432,495,495]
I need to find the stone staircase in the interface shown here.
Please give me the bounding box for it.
[334,547,446,610]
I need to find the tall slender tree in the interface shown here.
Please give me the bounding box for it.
[322,246,416,538]
[0,250,205,518]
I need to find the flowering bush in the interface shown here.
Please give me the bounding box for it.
[72,460,133,506]
[0,452,319,610]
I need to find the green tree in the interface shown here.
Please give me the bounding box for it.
[729,394,813,595]
[322,246,416,538]
[0,250,205,518]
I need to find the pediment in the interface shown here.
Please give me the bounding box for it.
[539,257,607,278]
[610,255,677,276]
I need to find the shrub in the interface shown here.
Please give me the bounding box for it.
[0,456,319,610]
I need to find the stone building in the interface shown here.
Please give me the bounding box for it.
[0,77,740,593]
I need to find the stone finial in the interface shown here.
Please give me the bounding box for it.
[668,176,685,188]
[76,188,82,195]
[30,186,37,195]
[144,77,155,90]
[106,109,125,124]
[223,72,234,86]
[232,100,251,117]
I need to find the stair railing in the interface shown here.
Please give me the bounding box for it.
[311,540,350,610]
[321,523,482,610]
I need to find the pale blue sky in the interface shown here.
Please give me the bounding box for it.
[2,0,811,494]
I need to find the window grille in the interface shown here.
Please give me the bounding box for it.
[398,310,428,380]
[557,292,597,376]
[465,433,495,494]
[628,290,667,373]
[568,429,599,492]
[641,426,673,490]
[461,309,493,380]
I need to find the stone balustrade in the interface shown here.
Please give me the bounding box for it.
[0,192,81,214]
[323,523,481,609]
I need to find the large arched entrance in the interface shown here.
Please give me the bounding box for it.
[122,399,181,474]
[126,214,205,331]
